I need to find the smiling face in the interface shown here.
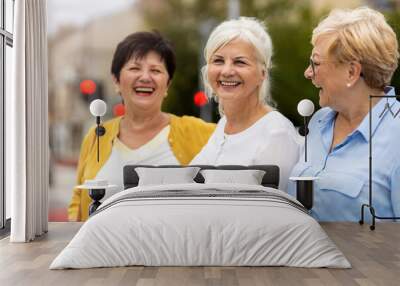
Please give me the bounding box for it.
[207,38,265,105]
[114,51,170,113]
[304,36,351,109]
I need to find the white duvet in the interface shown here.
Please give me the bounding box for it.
[50,183,350,269]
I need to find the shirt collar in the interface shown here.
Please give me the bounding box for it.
[317,108,337,129]
[358,86,397,142]
[316,86,397,142]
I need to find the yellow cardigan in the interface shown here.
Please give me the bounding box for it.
[68,115,216,221]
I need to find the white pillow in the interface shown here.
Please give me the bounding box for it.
[200,169,266,185]
[135,167,200,186]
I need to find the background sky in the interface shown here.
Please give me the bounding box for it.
[47,0,136,35]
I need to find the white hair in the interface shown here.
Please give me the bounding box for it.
[201,17,274,109]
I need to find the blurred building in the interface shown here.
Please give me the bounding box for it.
[48,5,145,162]
[311,0,399,11]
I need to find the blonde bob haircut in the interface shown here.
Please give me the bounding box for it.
[201,17,274,108]
[312,6,399,90]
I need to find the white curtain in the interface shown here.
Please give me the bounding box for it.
[7,0,49,242]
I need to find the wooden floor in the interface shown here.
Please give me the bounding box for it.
[0,222,399,286]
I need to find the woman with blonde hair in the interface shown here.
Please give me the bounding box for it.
[191,17,300,190]
[288,7,400,221]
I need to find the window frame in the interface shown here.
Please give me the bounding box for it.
[0,0,14,232]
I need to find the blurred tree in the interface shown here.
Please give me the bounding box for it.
[137,0,225,118]
[385,11,400,91]
[137,0,400,126]
[241,0,320,125]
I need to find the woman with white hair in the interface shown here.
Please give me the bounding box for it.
[191,17,300,190]
[288,7,400,221]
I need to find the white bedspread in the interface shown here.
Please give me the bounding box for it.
[50,183,350,269]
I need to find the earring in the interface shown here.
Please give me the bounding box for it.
[212,93,218,103]
[346,83,351,88]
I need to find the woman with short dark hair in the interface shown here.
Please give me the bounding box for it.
[68,31,215,221]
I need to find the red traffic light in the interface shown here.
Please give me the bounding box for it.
[113,103,125,117]
[80,79,97,95]
[193,91,208,107]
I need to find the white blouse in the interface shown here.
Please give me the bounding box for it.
[191,111,301,190]
[95,125,179,200]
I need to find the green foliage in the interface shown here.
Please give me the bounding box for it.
[138,0,226,117]
[138,0,400,126]
[385,11,400,92]
[238,0,316,124]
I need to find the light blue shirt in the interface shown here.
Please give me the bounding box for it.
[287,87,400,221]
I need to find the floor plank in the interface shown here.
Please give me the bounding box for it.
[0,222,399,286]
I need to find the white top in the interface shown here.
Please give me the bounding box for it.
[95,125,179,200]
[191,111,301,190]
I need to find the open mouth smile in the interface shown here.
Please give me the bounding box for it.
[134,86,155,96]
[218,80,242,87]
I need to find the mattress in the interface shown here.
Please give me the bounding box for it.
[50,183,350,269]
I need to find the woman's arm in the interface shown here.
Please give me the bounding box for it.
[391,165,400,217]
[67,127,96,221]
[169,115,216,165]
[255,130,300,191]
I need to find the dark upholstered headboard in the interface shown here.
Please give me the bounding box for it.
[123,165,280,189]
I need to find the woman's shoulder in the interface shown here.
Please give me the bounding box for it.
[311,107,333,121]
[261,111,296,133]
[169,114,216,131]
[82,116,122,142]
[85,116,121,130]
[308,107,334,128]
[103,116,122,129]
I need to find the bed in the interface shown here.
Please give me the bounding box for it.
[50,165,350,269]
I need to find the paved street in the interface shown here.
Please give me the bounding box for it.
[49,163,77,221]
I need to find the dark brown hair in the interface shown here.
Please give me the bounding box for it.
[111,31,176,82]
